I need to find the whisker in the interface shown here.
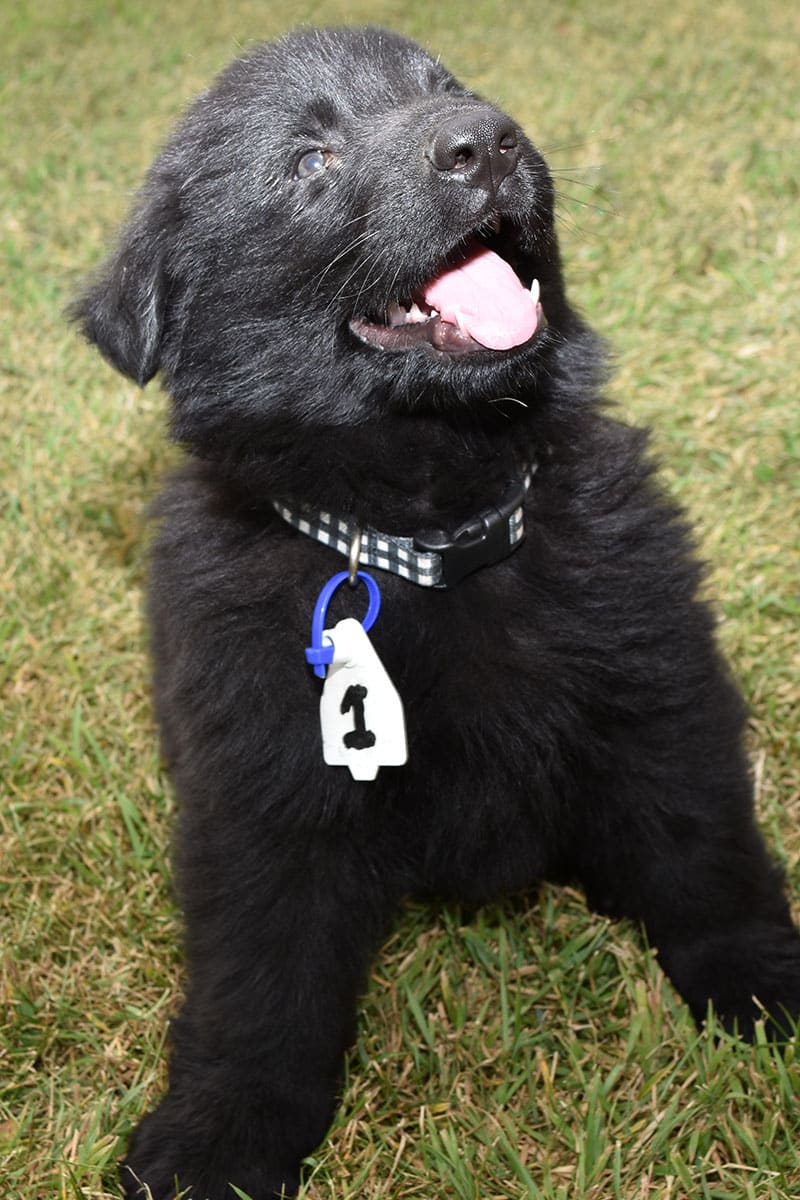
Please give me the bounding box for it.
[552,210,586,240]
[382,262,404,308]
[337,206,382,231]
[313,229,382,296]
[554,188,614,218]
[551,170,602,190]
[488,396,529,419]
[349,253,393,313]
[323,249,384,315]
[541,135,616,155]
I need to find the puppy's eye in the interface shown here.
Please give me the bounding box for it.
[295,149,329,180]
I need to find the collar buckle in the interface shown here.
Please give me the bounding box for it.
[413,477,528,588]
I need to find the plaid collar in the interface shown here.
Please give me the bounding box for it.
[272,465,535,589]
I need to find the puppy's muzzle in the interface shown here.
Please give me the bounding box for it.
[427,107,520,197]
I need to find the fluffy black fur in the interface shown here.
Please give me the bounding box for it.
[73,26,800,1200]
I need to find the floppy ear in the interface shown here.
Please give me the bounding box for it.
[71,193,171,386]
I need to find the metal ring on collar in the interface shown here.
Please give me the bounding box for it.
[348,527,362,587]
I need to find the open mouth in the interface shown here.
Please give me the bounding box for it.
[349,230,545,356]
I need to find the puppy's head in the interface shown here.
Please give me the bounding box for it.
[73,27,584,450]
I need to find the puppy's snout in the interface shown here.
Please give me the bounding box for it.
[427,107,519,195]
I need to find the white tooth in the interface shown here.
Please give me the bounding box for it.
[405,302,427,323]
[386,302,406,327]
[529,278,540,305]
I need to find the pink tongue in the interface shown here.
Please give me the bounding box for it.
[421,244,538,350]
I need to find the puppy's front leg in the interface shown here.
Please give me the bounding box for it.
[122,829,396,1200]
[574,685,800,1039]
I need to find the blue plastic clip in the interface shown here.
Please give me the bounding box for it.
[305,571,382,679]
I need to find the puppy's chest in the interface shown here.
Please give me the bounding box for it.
[369,580,546,734]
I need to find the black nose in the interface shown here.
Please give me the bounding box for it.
[428,107,520,195]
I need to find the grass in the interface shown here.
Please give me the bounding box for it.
[1,0,799,1196]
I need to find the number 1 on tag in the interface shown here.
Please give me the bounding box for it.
[319,618,407,781]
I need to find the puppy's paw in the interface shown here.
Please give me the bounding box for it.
[664,922,800,1042]
[122,1105,301,1200]
[122,1164,298,1200]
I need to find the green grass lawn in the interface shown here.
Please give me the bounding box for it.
[2,1,799,1197]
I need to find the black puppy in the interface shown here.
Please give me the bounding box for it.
[73,25,800,1200]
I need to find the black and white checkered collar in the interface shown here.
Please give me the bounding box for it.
[272,464,535,589]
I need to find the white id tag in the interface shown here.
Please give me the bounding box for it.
[319,617,407,781]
